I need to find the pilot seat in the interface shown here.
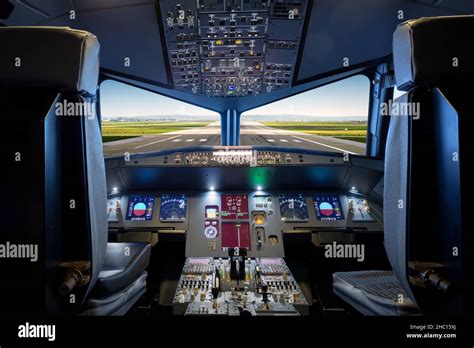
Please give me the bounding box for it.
[333,15,474,316]
[0,27,151,316]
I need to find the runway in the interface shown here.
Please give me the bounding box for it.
[103,121,366,157]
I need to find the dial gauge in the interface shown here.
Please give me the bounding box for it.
[278,194,309,222]
[204,220,219,239]
[204,225,218,238]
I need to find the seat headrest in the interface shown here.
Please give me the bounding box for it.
[393,15,474,91]
[0,26,100,96]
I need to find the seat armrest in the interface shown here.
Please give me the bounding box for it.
[93,243,151,295]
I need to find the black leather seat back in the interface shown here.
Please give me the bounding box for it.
[0,27,105,315]
[386,16,474,314]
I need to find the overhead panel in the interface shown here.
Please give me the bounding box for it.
[159,0,308,97]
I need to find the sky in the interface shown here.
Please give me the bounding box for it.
[245,75,370,117]
[100,74,370,119]
[100,80,218,118]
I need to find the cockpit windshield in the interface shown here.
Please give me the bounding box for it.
[101,75,369,157]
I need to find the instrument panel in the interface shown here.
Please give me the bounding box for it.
[107,191,382,258]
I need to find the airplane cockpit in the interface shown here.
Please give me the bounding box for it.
[0,0,473,344]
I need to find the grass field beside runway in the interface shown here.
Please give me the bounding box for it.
[262,121,367,143]
[102,120,366,156]
[102,120,368,144]
[102,121,210,143]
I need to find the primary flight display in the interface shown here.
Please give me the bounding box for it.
[313,194,344,221]
[126,196,155,221]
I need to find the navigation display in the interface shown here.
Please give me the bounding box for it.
[313,194,344,221]
[278,194,309,222]
[126,196,155,221]
[159,194,187,222]
[221,194,249,220]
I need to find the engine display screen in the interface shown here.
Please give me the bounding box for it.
[126,196,155,221]
[221,194,249,220]
[159,194,187,222]
[278,194,309,222]
[313,194,344,221]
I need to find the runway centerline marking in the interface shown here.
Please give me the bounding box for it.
[172,139,182,142]
[199,139,207,142]
[186,139,195,142]
[267,139,275,142]
[292,136,358,155]
[280,139,288,143]
[134,135,181,149]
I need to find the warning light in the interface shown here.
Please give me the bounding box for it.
[253,213,266,226]
[235,39,243,45]
[216,40,223,45]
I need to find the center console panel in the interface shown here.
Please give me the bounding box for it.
[173,256,308,316]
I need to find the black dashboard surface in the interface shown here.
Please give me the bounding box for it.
[105,147,384,197]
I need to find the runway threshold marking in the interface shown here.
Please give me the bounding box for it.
[134,135,181,149]
[291,135,358,155]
